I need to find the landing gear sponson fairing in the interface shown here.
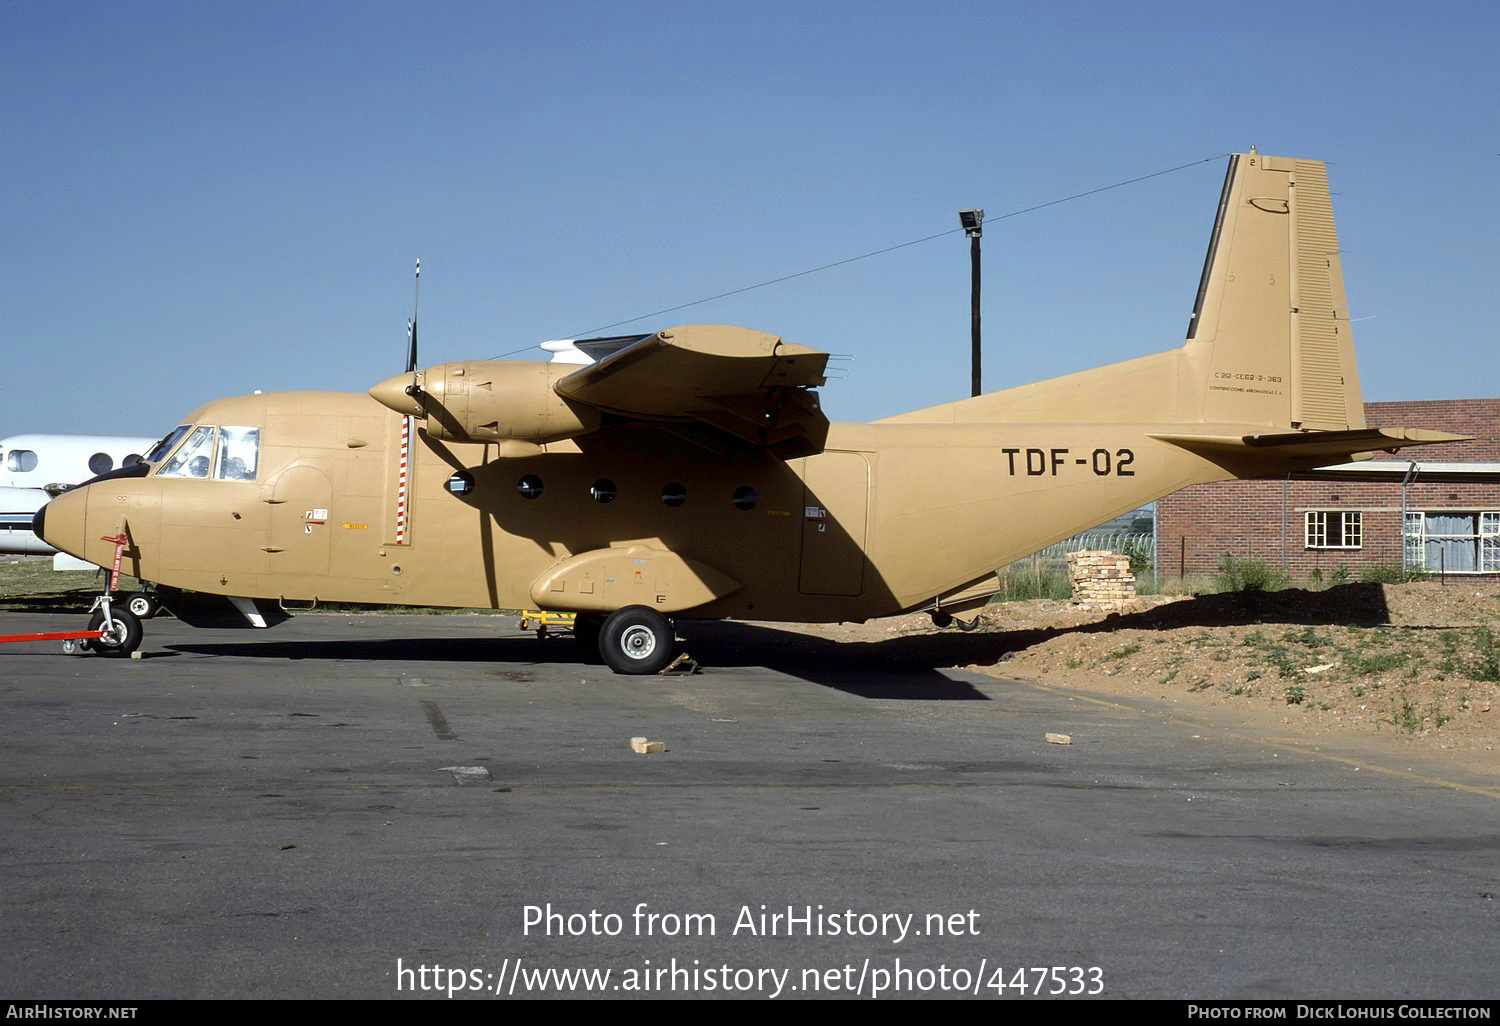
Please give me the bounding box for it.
[35,153,1463,672]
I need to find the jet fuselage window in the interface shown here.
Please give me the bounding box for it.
[158,427,216,478]
[6,450,37,473]
[215,427,260,481]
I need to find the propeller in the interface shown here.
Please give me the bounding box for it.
[405,257,422,400]
[369,259,430,417]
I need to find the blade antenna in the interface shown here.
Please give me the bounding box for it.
[405,257,422,400]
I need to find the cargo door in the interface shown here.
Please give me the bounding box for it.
[799,451,868,596]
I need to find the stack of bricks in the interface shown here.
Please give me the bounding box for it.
[1066,550,1136,610]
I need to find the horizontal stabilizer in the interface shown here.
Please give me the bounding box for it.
[1151,427,1469,462]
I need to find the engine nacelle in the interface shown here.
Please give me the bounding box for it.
[371,361,600,445]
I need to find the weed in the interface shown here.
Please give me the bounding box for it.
[1217,555,1288,593]
[1346,650,1409,676]
[1285,686,1306,705]
[1381,694,1422,734]
[1464,627,1500,682]
[1284,626,1331,648]
[1359,563,1429,584]
[1105,643,1142,661]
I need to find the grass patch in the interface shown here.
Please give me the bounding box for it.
[1464,626,1500,682]
[1358,563,1429,584]
[1217,555,1289,594]
[989,560,1072,602]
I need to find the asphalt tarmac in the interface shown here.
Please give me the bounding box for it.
[1,611,1496,1000]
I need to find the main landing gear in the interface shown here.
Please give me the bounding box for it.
[574,606,678,675]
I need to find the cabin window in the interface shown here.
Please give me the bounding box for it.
[590,479,617,504]
[158,427,216,478]
[6,450,37,473]
[87,453,113,476]
[732,485,758,511]
[447,471,475,496]
[661,483,687,508]
[517,475,543,500]
[214,427,260,481]
[144,425,193,463]
[1304,510,1360,549]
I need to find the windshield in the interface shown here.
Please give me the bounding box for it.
[158,426,215,478]
[144,425,193,464]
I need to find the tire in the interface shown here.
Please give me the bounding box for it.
[573,614,604,663]
[124,592,158,619]
[88,606,143,657]
[598,606,675,675]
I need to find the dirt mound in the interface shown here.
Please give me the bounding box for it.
[792,581,1500,751]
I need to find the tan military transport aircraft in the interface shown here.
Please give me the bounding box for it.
[35,152,1461,672]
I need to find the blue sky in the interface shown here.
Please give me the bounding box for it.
[2,0,1496,438]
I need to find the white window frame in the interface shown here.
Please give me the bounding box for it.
[1405,510,1500,574]
[1305,510,1362,550]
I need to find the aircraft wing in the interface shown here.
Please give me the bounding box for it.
[553,325,831,459]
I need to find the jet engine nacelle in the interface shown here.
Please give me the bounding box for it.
[371,361,601,446]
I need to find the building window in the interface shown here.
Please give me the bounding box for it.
[1305,510,1361,549]
[6,449,37,473]
[1405,511,1500,573]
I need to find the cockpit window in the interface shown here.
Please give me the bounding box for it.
[215,427,260,481]
[144,425,193,464]
[158,426,216,478]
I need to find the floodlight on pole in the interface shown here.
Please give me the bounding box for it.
[958,209,984,395]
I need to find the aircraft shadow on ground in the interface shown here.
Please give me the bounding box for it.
[161,584,1392,702]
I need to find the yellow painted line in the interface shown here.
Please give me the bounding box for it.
[991,673,1500,801]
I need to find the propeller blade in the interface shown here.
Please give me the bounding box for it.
[405,258,421,375]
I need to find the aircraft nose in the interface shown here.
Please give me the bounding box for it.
[35,486,87,558]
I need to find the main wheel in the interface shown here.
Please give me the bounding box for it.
[124,592,158,619]
[598,606,675,675]
[88,606,143,657]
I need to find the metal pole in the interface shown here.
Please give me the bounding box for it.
[970,234,982,397]
[1400,460,1418,571]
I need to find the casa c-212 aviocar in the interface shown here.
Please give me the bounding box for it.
[35,152,1461,672]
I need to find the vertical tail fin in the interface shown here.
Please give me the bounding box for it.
[1183,151,1365,431]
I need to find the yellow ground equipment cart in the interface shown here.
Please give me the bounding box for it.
[517,610,577,639]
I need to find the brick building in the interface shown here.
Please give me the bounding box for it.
[1156,399,1500,579]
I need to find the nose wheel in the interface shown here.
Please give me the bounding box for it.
[87,605,143,657]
